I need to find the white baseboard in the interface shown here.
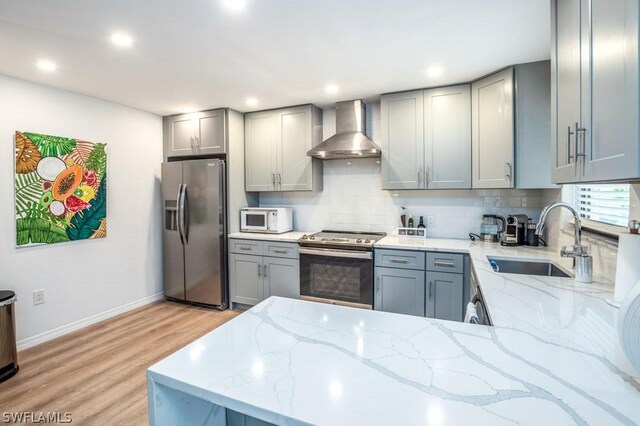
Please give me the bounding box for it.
[17,292,165,351]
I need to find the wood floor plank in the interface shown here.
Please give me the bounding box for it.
[0,301,239,425]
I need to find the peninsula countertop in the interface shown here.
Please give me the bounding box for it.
[148,237,640,425]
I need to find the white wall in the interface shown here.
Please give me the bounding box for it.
[0,74,163,349]
[260,103,546,238]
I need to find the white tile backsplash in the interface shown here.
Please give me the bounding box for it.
[260,158,546,239]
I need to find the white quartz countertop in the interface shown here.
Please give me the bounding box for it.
[228,231,313,243]
[149,237,640,425]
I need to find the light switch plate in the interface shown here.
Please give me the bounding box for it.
[33,289,45,305]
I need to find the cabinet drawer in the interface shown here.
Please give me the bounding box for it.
[375,249,425,270]
[426,252,463,273]
[229,239,263,256]
[263,241,298,259]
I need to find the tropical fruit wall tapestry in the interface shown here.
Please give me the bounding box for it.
[14,131,107,247]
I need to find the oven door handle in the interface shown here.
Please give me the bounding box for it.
[299,248,373,260]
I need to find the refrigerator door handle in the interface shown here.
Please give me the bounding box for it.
[177,184,185,245]
[182,184,189,243]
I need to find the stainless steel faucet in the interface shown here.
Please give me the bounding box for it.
[536,202,593,283]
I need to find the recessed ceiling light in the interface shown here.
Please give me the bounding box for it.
[111,32,133,48]
[246,97,258,107]
[427,66,444,78]
[36,60,56,72]
[222,0,247,12]
[325,84,339,95]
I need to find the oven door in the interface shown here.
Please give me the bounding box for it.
[299,247,373,309]
[240,210,269,232]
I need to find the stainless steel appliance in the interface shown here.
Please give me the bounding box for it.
[307,100,381,159]
[465,274,492,326]
[0,291,18,382]
[162,159,227,308]
[240,207,293,234]
[298,231,386,309]
[502,214,528,246]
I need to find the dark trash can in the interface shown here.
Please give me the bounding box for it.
[0,291,18,382]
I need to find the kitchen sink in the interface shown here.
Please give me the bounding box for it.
[486,257,572,278]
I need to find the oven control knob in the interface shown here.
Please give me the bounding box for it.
[356,238,363,243]
[365,239,371,243]
[310,236,316,240]
[302,235,308,239]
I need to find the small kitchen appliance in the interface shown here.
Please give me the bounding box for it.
[240,207,293,234]
[502,214,528,246]
[298,230,386,309]
[469,214,505,242]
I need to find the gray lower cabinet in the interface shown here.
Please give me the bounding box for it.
[425,272,464,322]
[263,257,299,300]
[229,239,299,307]
[374,267,425,316]
[375,249,467,321]
[229,253,264,306]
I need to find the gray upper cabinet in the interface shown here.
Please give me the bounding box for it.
[514,61,556,189]
[374,267,425,317]
[381,87,471,190]
[381,91,424,189]
[552,0,640,183]
[164,109,227,158]
[425,272,464,322]
[245,105,322,192]
[245,111,278,192]
[472,67,515,189]
[424,85,471,189]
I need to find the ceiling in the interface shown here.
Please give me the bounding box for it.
[0,0,550,116]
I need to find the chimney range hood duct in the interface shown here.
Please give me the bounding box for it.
[307,100,381,159]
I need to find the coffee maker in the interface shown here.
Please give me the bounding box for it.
[502,214,528,246]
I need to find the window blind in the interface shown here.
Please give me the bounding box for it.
[573,184,630,227]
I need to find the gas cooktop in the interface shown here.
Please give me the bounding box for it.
[298,230,386,250]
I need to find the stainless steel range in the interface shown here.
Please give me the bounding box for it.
[298,230,386,309]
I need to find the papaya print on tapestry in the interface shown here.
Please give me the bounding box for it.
[14,131,107,247]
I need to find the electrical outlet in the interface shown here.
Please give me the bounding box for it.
[427,216,436,227]
[33,289,45,305]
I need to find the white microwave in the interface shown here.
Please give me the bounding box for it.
[240,208,293,234]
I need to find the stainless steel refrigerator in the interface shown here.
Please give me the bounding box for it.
[161,158,227,308]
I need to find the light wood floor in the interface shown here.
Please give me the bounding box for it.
[0,301,239,425]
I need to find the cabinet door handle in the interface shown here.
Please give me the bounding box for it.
[278,173,282,188]
[576,124,587,160]
[195,137,200,148]
[257,264,261,277]
[418,166,422,187]
[272,173,276,188]
[434,260,455,268]
[389,258,408,264]
[429,281,433,300]
[273,248,287,254]
[263,265,268,277]
[239,246,252,251]
[190,136,195,150]
[567,125,575,163]
[376,276,380,292]
[425,166,430,185]
[505,162,512,182]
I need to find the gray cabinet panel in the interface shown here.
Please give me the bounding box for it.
[245,111,278,192]
[166,115,195,157]
[198,110,226,155]
[263,241,298,259]
[583,0,639,181]
[374,267,425,316]
[278,106,313,191]
[229,239,263,256]
[426,252,464,274]
[264,257,299,300]
[472,68,514,188]
[229,253,264,306]
[381,91,424,189]
[375,249,425,270]
[424,85,471,189]
[426,272,464,322]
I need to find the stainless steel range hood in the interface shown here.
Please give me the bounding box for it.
[307,100,381,159]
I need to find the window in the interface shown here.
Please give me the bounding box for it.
[573,184,630,227]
